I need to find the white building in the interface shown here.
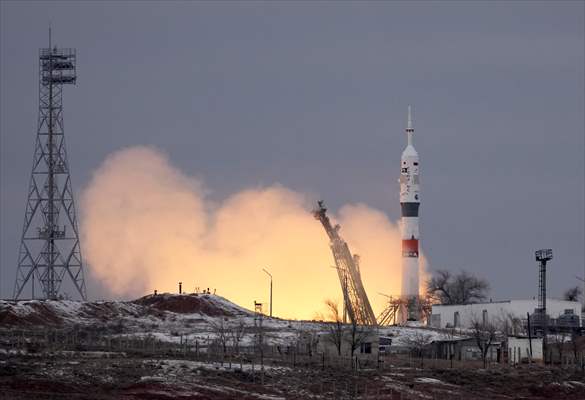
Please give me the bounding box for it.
[508,336,543,364]
[429,299,581,329]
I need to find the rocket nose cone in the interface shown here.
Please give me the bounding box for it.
[402,145,418,158]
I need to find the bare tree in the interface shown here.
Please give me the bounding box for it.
[427,269,490,305]
[563,286,582,302]
[228,321,247,355]
[551,333,567,365]
[402,331,433,368]
[345,318,371,358]
[208,318,229,357]
[296,329,319,357]
[471,317,498,368]
[323,299,344,356]
[427,270,453,303]
[497,311,523,337]
[570,331,584,370]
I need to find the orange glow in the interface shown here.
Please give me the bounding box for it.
[81,146,428,320]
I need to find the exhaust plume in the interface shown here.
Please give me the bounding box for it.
[81,146,426,320]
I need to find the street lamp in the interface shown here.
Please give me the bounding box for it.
[262,268,273,317]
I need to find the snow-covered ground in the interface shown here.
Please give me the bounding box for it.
[0,293,469,351]
[1,295,584,400]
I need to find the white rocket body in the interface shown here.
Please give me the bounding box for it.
[400,107,420,298]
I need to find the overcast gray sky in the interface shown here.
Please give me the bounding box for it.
[1,1,584,301]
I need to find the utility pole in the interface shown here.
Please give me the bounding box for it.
[576,275,585,315]
[262,268,272,317]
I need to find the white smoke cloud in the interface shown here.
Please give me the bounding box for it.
[81,146,425,320]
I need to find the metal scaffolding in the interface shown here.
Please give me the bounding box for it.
[377,294,433,326]
[313,201,377,326]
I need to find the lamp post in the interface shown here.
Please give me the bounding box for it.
[262,268,272,317]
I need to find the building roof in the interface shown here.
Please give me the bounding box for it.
[432,299,580,308]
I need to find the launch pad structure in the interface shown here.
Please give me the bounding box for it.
[13,31,86,300]
[313,201,378,326]
[377,294,432,326]
[314,200,431,326]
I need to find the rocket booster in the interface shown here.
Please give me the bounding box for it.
[400,106,420,297]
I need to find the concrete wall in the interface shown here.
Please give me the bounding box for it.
[429,299,581,329]
[508,336,543,364]
[459,340,500,361]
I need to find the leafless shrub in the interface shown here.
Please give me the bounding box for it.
[551,333,568,364]
[403,331,433,368]
[345,318,371,358]
[497,311,523,336]
[228,321,247,354]
[322,299,344,356]
[208,317,229,356]
[570,330,584,369]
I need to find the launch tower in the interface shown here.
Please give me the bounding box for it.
[13,31,86,300]
[314,201,377,326]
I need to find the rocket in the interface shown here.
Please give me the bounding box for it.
[400,106,420,299]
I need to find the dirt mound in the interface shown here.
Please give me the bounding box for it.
[0,294,252,328]
[0,300,145,327]
[0,301,64,327]
[133,293,241,317]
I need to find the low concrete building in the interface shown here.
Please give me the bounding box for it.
[429,299,581,330]
[430,337,470,360]
[460,338,502,362]
[316,329,378,360]
[508,336,543,364]
[431,337,502,362]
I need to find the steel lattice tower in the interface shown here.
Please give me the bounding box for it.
[13,32,86,300]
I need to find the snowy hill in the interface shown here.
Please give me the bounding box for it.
[0,293,254,328]
[0,293,463,351]
[0,293,312,348]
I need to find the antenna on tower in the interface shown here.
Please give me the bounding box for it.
[407,105,412,130]
[13,30,86,300]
